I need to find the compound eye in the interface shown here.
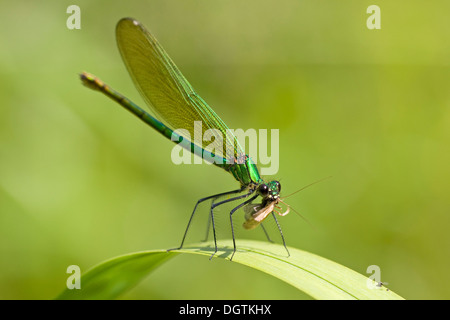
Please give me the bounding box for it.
[275,181,281,192]
[258,184,269,196]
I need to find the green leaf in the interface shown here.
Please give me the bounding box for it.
[56,240,404,300]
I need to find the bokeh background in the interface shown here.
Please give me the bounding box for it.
[0,0,449,299]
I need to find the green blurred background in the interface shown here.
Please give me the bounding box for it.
[0,0,449,299]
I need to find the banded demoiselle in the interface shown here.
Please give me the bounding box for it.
[80,18,291,260]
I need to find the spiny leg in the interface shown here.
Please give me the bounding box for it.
[201,196,220,242]
[260,223,275,243]
[227,194,259,261]
[167,187,244,252]
[201,194,234,242]
[202,211,211,242]
[208,189,256,260]
[271,212,290,257]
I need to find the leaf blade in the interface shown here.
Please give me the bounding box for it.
[56,251,175,300]
[56,240,404,300]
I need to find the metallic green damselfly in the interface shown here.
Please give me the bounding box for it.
[81,18,290,260]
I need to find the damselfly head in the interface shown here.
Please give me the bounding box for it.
[257,180,281,201]
[244,180,289,230]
